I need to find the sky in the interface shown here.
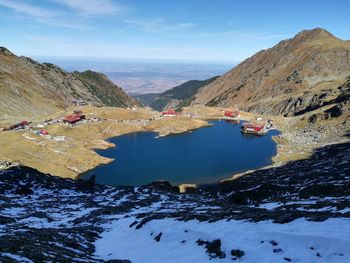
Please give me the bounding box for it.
[0,0,350,62]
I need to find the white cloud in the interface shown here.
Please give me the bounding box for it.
[0,0,94,30]
[0,0,53,19]
[124,19,195,33]
[51,0,123,16]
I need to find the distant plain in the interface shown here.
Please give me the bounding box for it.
[35,57,234,94]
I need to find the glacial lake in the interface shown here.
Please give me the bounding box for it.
[82,120,279,186]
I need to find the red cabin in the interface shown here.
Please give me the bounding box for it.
[242,123,264,131]
[224,110,240,118]
[63,113,85,124]
[241,122,266,135]
[40,129,49,135]
[162,109,177,116]
[21,120,30,126]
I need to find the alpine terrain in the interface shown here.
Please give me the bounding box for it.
[193,28,350,118]
[0,47,139,124]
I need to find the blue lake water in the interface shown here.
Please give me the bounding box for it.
[82,121,279,186]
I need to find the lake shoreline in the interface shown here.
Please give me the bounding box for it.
[81,119,279,187]
[2,105,348,185]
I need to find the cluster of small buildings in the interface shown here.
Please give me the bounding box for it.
[240,120,274,136]
[1,110,88,140]
[221,109,274,136]
[3,121,31,131]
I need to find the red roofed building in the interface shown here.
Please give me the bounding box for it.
[224,110,240,118]
[63,113,85,124]
[241,122,266,136]
[162,109,177,116]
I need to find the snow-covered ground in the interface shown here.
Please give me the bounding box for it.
[1,141,350,262]
[95,217,350,263]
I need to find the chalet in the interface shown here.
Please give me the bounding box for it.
[224,110,240,118]
[5,120,31,131]
[241,122,267,136]
[162,109,177,117]
[63,112,85,124]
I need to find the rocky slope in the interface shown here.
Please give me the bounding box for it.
[136,76,219,111]
[0,47,139,123]
[1,139,349,262]
[193,28,350,117]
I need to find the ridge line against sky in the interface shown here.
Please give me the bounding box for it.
[0,0,349,62]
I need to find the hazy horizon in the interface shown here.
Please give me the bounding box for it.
[1,0,349,62]
[35,56,234,94]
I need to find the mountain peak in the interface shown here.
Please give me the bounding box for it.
[193,28,350,117]
[294,27,338,42]
[0,47,14,56]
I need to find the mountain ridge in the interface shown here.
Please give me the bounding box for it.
[192,28,350,117]
[0,47,140,123]
[136,76,219,111]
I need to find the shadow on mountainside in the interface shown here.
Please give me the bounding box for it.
[219,141,350,205]
[344,130,350,138]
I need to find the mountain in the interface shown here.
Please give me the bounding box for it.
[0,47,140,122]
[138,76,219,111]
[133,93,160,106]
[193,28,350,117]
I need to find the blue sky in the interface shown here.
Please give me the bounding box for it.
[0,0,349,62]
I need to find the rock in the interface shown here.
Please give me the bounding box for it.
[0,216,15,225]
[129,221,138,228]
[284,258,292,262]
[16,186,33,195]
[273,248,283,253]
[178,184,198,194]
[231,249,245,259]
[308,113,328,123]
[196,239,226,259]
[270,240,278,246]
[106,260,132,263]
[154,232,162,242]
[326,100,350,117]
[147,181,179,193]
[273,213,298,224]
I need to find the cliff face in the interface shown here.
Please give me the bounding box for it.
[193,28,350,116]
[0,47,140,121]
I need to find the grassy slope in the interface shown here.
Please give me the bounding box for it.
[149,76,220,111]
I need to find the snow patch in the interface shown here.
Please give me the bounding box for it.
[95,218,350,263]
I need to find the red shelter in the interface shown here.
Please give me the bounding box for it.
[162,109,177,116]
[224,110,240,118]
[63,112,85,124]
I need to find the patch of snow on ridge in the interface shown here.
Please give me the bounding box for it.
[0,253,33,263]
[95,218,350,263]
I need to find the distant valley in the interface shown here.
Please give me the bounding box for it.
[35,57,233,94]
[134,76,219,111]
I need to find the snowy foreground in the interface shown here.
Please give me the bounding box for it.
[96,217,350,263]
[1,142,350,262]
